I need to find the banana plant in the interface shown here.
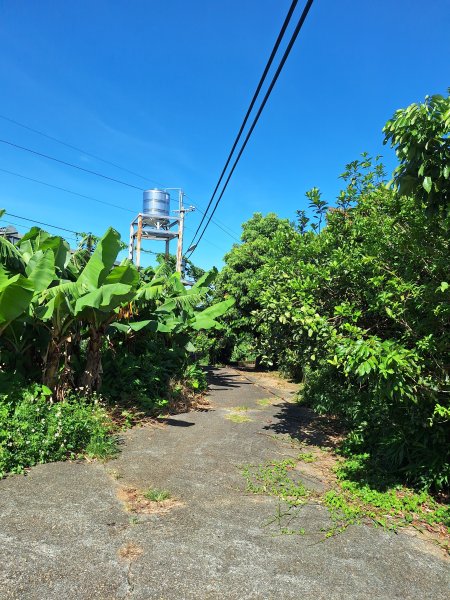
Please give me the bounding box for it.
[0,266,34,336]
[37,227,136,393]
[75,257,139,392]
[112,266,234,346]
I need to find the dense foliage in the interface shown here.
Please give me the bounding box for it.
[211,93,450,492]
[0,224,233,475]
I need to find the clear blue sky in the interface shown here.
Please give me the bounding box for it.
[0,0,449,269]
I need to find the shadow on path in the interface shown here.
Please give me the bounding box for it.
[264,401,345,449]
[156,418,195,427]
[205,367,251,390]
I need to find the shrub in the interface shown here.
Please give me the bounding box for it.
[0,376,116,477]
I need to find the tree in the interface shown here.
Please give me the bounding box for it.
[383,92,450,213]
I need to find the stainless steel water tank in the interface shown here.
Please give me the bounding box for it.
[142,189,171,225]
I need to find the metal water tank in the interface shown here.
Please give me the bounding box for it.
[142,189,171,225]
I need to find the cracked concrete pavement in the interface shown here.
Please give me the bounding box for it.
[0,368,449,599]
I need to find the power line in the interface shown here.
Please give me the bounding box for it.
[1,113,242,240]
[0,167,135,213]
[0,165,241,244]
[5,211,81,235]
[186,0,300,249]
[187,0,314,257]
[1,219,79,243]
[2,219,79,244]
[0,113,164,187]
[193,204,241,243]
[1,208,227,256]
[0,138,143,191]
[183,223,228,254]
[183,193,241,239]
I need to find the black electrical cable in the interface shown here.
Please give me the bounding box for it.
[0,113,164,187]
[0,167,135,213]
[5,211,80,234]
[0,138,143,191]
[0,114,241,240]
[194,204,241,243]
[0,166,241,243]
[186,0,300,249]
[1,219,79,243]
[187,0,314,257]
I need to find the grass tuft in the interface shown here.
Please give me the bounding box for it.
[225,413,252,423]
[256,398,273,407]
[143,488,172,502]
[297,452,317,463]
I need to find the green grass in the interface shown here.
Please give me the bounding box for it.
[322,460,450,538]
[230,405,249,411]
[241,450,450,548]
[297,452,317,463]
[143,488,172,502]
[242,459,309,506]
[225,413,252,423]
[256,398,272,407]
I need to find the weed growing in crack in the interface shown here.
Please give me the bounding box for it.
[256,398,273,407]
[226,413,252,423]
[297,452,317,463]
[242,450,450,551]
[143,488,171,502]
[242,459,309,506]
[322,464,450,540]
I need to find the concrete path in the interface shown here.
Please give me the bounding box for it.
[0,368,448,599]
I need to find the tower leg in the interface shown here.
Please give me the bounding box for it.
[136,215,143,269]
[128,222,135,262]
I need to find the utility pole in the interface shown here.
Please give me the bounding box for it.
[135,214,143,269]
[176,205,185,274]
[175,192,194,274]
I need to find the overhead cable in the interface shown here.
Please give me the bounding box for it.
[0,138,143,191]
[0,166,241,242]
[5,211,81,235]
[1,219,79,243]
[187,0,314,257]
[0,167,135,213]
[1,114,241,240]
[186,0,300,249]
[0,113,163,187]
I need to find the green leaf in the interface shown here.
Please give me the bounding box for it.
[129,320,158,332]
[78,227,121,290]
[74,283,133,315]
[0,269,34,328]
[423,176,432,193]
[190,315,222,331]
[197,297,235,320]
[105,262,139,287]
[25,249,55,292]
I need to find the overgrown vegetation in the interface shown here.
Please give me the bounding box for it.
[242,452,449,548]
[0,376,116,478]
[0,222,233,476]
[210,92,450,493]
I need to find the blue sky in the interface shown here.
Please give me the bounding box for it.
[0,0,449,269]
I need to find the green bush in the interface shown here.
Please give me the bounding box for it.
[211,93,450,492]
[0,376,116,478]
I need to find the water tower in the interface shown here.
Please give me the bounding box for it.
[128,188,193,272]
